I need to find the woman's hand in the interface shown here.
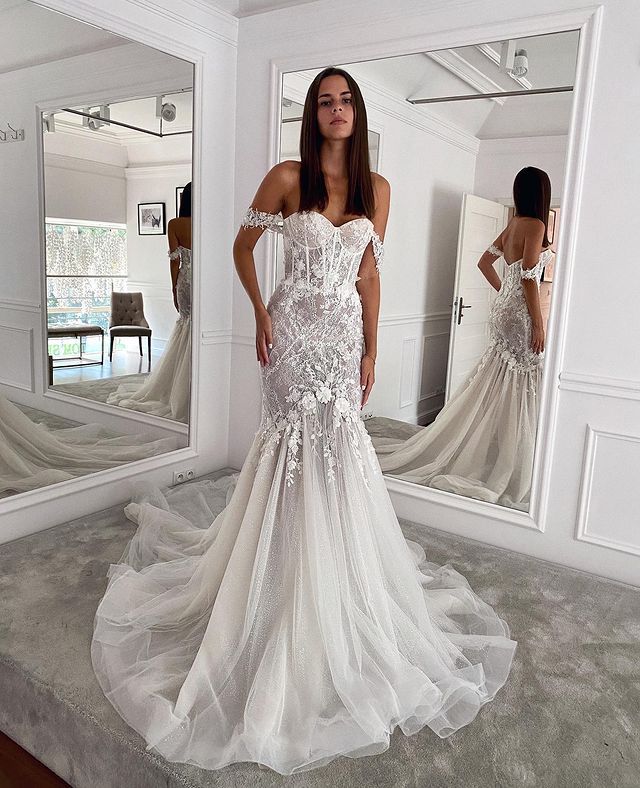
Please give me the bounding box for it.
[531,324,545,354]
[360,354,375,408]
[255,306,273,366]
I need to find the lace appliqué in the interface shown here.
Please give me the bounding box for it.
[520,261,543,280]
[486,243,502,257]
[255,397,378,492]
[372,230,384,272]
[467,247,551,395]
[241,207,284,234]
[169,246,191,321]
[246,208,382,491]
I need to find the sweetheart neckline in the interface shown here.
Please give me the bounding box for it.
[282,210,373,230]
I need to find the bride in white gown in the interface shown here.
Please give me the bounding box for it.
[91,69,517,776]
[372,167,553,511]
[106,183,192,422]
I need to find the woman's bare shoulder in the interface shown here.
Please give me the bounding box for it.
[266,160,300,183]
[372,172,390,192]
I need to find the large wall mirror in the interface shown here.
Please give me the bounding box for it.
[0,0,194,499]
[279,30,579,513]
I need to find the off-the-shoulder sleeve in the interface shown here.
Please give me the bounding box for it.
[168,248,181,261]
[486,243,502,257]
[520,261,542,280]
[371,229,384,272]
[240,206,284,234]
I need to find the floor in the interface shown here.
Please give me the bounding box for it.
[51,346,163,385]
[0,470,638,787]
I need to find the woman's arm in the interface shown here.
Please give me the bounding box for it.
[232,161,293,366]
[521,220,545,353]
[167,219,181,311]
[356,173,391,408]
[477,235,504,292]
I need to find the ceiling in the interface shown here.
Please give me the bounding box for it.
[0,0,127,75]
[285,31,580,140]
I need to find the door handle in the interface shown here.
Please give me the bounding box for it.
[457,297,472,325]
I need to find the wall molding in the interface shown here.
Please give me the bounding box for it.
[44,152,125,180]
[0,298,41,314]
[202,329,234,345]
[559,371,640,401]
[0,326,34,391]
[378,310,450,328]
[125,162,193,179]
[576,426,640,558]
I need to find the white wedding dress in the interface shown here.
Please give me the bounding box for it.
[372,244,554,511]
[0,393,177,495]
[91,210,517,776]
[107,247,191,422]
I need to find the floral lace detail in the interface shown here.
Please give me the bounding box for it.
[169,246,191,321]
[241,207,383,489]
[468,248,554,394]
[520,260,544,280]
[486,243,502,257]
[241,206,284,234]
[371,230,384,272]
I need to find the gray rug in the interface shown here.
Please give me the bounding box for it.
[0,470,638,787]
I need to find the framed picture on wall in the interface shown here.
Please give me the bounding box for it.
[547,209,556,243]
[138,202,166,235]
[176,187,184,216]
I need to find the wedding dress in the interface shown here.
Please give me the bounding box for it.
[0,393,177,495]
[107,247,191,422]
[372,243,554,510]
[91,210,517,776]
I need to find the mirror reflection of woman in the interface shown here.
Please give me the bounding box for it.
[373,167,554,511]
[106,182,192,422]
[91,68,516,776]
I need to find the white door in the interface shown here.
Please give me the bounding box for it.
[444,193,508,402]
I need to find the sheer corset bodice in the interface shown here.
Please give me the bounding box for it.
[169,246,192,321]
[483,247,554,378]
[241,207,385,487]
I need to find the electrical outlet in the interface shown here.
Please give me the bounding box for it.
[173,468,195,485]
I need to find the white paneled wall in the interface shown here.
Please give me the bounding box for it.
[229,0,640,587]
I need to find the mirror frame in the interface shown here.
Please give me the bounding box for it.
[265,7,602,534]
[0,0,236,541]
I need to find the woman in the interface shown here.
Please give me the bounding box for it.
[91,69,517,775]
[372,167,553,511]
[106,182,192,422]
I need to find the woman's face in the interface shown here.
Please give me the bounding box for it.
[316,74,355,140]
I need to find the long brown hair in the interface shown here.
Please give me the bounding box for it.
[513,166,552,247]
[299,67,375,219]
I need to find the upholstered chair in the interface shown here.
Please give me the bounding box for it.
[109,292,152,369]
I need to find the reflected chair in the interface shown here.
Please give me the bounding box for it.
[109,291,152,370]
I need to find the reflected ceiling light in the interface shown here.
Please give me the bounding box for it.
[512,49,529,78]
[499,41,528,78]
[156,96,177,123]
[83,105,110,130]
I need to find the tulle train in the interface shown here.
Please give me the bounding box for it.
[91,415,517,775]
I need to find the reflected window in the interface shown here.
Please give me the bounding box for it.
[46,219,127,359]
